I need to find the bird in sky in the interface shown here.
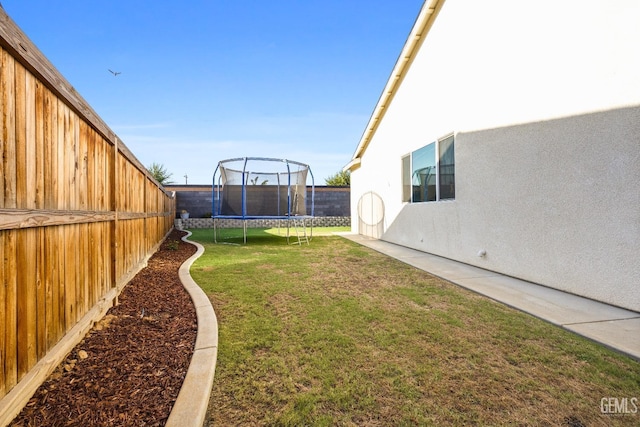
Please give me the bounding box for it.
[108,69,121,76]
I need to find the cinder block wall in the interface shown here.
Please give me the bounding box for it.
[175,216,351,230]
[166,185,350,219]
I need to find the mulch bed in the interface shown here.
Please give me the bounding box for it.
[10,229,198,427]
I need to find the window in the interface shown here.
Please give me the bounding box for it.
[402,134,455,203]
[438,135,455,200]
[412,143,437,202]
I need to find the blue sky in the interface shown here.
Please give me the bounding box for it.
[2,1,423,185]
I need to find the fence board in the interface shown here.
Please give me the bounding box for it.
[24,70,36,209]
[101,222,109,296]
[36,227,45,360]
[97,133,105,210]
[16,228,37,379]
[55,226,64,342]
[56,99,65,210]
[44,227,56,349]
[78,122,87,210]
[91,222,100,309]
[86,127,95,210]
[43,86,54,210]
[66,108,77,211]
[79,222,89,317]
[64,224,76,331]
[62,103,70,210]
[1,49,17,209]
[0,50,4,209]
[24,70,36,210]
[3,230,17,391]
[15,65,26,210]
[0,232,4,397]
[35,81,44,209]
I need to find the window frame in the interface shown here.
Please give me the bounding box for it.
[402,133,455,203]
[401,154,411,203]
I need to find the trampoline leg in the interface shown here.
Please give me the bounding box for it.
[286,220,290,245]
[243,221,247,244]
[302,219,309,245]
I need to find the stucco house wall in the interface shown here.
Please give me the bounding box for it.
[349,0,640,311]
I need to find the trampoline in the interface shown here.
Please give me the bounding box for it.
[211,157,315,244]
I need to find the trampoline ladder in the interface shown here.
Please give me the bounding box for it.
[290,217,309,245]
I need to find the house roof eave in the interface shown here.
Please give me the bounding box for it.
[346,0,446,172]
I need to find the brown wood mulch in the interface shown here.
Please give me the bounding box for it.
[10,229,198,427]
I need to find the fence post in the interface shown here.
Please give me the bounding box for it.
[111,137,118,302]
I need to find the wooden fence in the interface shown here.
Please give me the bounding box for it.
[0,7,175,422]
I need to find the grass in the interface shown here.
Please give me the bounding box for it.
[188,229,640,426]
[211,225,350,244]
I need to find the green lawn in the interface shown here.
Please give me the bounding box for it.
[188,229,640,426]
[210,225,350,244]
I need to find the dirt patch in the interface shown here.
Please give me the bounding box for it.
[10,229,197,427]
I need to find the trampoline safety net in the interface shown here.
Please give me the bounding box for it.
[213,157,313,218]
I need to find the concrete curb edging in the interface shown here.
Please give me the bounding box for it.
[166,231,218,427]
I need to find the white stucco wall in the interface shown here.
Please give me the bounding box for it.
[350,0,640,311]
[392,0,640,134]
[382,107,640,311]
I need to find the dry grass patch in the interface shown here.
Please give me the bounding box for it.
[188,229,640,426]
